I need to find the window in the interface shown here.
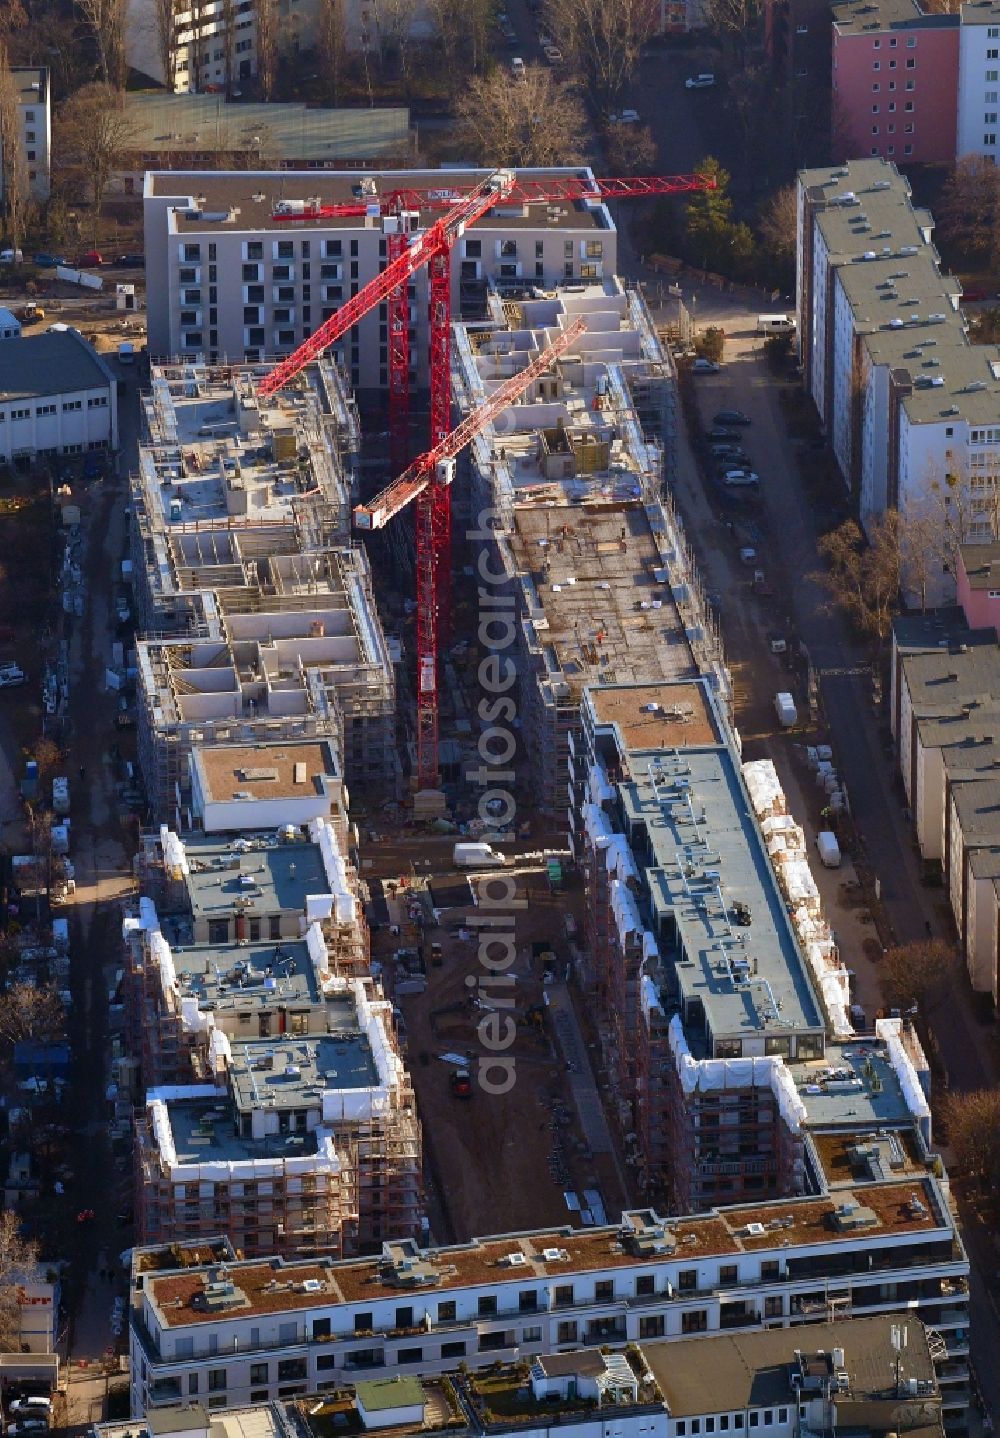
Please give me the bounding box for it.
[906,56,915,66]
[247,241,263,260]
[437,1300,456,1322]
[872,104,880,113]
[796,1034,823,1059]
[595,1280,614,1302]
[873,37,880,46]
[24,109,34,121]
[990,47,1000,57]
[888,101,896,111]
[585,240,603,259]
[719,1265,738,1286]
[778,1411,789,1425]
[478,1296,497,1317]
[985,133,997,145]
[350,240,358,256]
[760,1261,779,1281]
[677,1426,687,1437]
[749,1414,760,1429]
[706,1420,716,1433]
[395,1307,414,1329]
[721,1420,730,1432]
[873,59,880,69]
[987,112,998,123]
[764,1036,790,1057]
[88,396,108,409]
[518,1290,538,1312]
[208,1370,226,1393]
[889,58,897,67]
[523,1326,542,1343]
[764,1296,783,1317]
[691,1421,701,1434]
[553,1284,574,1307]
[872,125,879,134]
[441,1341,466,1358]
[639,1315,665,1338]
[678,1270,697,1292]
[905,100,914,110]
[188,1374,199,1394]
[250,1364,268,1385]
[989,24,999,32]
[183,244,201,262]
[63,400,82,412]
[36,404,56,416]
[986,69,997,81]
[556,1321,577,1343]
[269,916,281,939]
[636,1274,655,1297]
[734,1419,744,1431]
[180,311,199,327]
[906,34,916,44]
[397,1347,423,1364]
[242,263,259,282]
[873,82,880,91]
[682,1310,708,1334]
[276,240,294,259]
[277,1359,306,1381]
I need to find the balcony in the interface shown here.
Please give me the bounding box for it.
[584,1319,627,1344]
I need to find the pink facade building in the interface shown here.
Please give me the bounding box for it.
[832,0,959,163]
[957,543,1000,635]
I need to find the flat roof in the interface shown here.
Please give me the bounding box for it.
[163,1097,320,1165]
[148,167,611,233]
[900,644,1000,716]
[791,1040,916,1127]
[587,680,721,751]
[812,1126,926,1188]
[227,1030,378,1113]
[833,0,954,33]
[508,501,698,702]
[0,330,113,402]
[194,741,339,803]
[124,93,410,162]
[354,1377,425,1412]
[892,606,985,652]
[948,773,1000,846]
[641,1315,937,1417]
[622,746,823,1045]
[171,938,317,1013]
[12,68,47,106]
[143,1175,950,1326]
[961,0,1000,22]
[182,835,329,919]
[959,540,1000,589]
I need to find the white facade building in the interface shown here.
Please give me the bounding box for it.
[956,3,1000,159]
[142,168,617,388]
[0,69,51,203]
[0,330,118,463]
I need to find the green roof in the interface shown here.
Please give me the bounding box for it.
[355,1378,425,1413]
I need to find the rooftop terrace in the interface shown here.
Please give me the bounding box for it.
[181,835,329,920]
[171,938,318,1012]
[791,1041,916,1128]
[163,1096,322,1165]
[227,1031,379,1114]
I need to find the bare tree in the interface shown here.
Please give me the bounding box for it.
[220,0,237,94]
[152,0,181,90]
[426,0,492,74]
[55,83,135,242]
[881,939,957,1012]
[899,461,1000,607]
[0,983,64,1047]
[374,0,418,77]
[943,1089,1000,1206]
[0,1213,40,1354]
[0,39,30,251]
[316,0,347,103]
[8,11,87,101]
[756,184,797,268]
[543,0,657,101]
[938,155,1000,269]
[810,513,902,653]
[703,0,761,61]
[605,122,657,175]
[76,0,128,89]
[254,0,278,99]
[455,65,586,167]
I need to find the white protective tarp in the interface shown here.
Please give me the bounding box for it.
[667,1016,806,1131]
[309,816,357,924]
[782,859,821,910]
[742,759,786,818]
[876,1017,931,1125]
[160,825,190,878]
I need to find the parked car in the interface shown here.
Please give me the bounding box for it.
[708,426,738,441]
[10,1400,51,1419]
[692,357,720,373]
[0,664,26,689]
[685,73,715,88]
[33,253,65,268]
[609,108,640,124]
[511,56,526,77]
[0,247,23,264]
[543,44,564,63]
[721,469,760,487]
[713,409,751,425]
[77,250,104,268]
[963,287,988,301]
[114,253,145,268]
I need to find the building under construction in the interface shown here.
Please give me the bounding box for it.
[451,282,728,830]
[131,360,397,823]
[126,817,421,1256]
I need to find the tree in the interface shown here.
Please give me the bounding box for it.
[0,1,27,41]
[0,1213,39,1355]
[254,0,278,98]
[455,66,587,167]
[684,156,752,275]
[55,84,135,241]
[704,0,761,58]
[315,0,347,104]
[0,983,63,1046]
[374,0,418,78]
[810,513,902,651]
[605,123,657,176]
[899,462,1000,608]
[0,39,30,251]
[76,0,128,90]
[937,155,1000,269]
[542,0,658,101]
[695,327,726,363]
[152,0,181,90]
[881,939,957,1011]
[8,11,89,100]
[943,1089,1000,1202]
[756,184,797,287]
[426,0,493,76]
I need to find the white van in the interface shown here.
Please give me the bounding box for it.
[511,56,526,78]
[756,313,797,335]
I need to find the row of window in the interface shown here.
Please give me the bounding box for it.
[871,35,917,47]
[872,80,918,91]
[0,396,106,422]
[872,102,917,112]
[871,144,915,155]
[675,1408,791,1436]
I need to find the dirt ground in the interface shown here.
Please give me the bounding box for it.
[364,840,627,1243]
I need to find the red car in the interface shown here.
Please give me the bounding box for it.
[963,287,988,301]
[78,251,104,268]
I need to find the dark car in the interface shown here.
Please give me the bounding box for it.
[713,409,751,425]
[115,253,146,268]
[33,253,65,268]
[707,426,738,442]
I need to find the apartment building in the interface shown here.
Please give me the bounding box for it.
[125,0,431,94]
[128,1172,969,1421]
[450,283,725,830]
[957,0,1000,157]
[0,330,118,464]
[831,0,959,164]
[142,169,618,387]
[0,68,50,203]
[889,610,1000,997]
[955,540,1000,634]
[130,359,397,820]
[797,160,1000,585]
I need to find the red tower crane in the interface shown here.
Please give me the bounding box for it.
[354,316,587,788]
[256,167,715,791]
